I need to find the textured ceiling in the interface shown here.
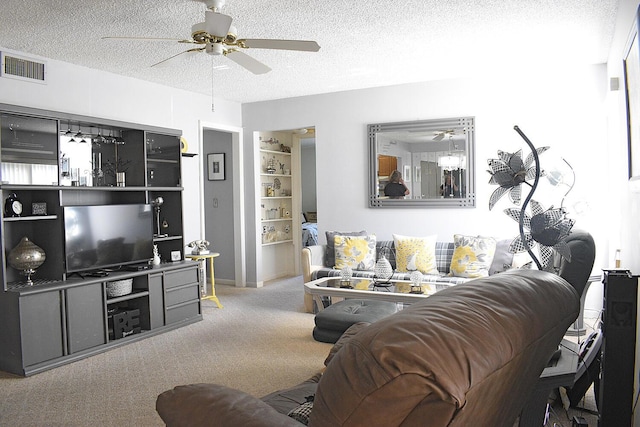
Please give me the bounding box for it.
[0,0,620,104]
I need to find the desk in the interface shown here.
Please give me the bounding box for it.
[519,340,579,427]
[186,253,223,308]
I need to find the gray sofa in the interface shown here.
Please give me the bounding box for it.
[156,270,580,427]
[302,238,512,312]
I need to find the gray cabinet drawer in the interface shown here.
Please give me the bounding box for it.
[165,284,199,307]
[166,301,200,324]
[164,268,198,289]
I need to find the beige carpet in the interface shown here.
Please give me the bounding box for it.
[0,276,331,426]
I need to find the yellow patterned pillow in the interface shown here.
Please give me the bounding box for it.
[334,235,377,270]
[392,234,438,274]
[449,234,497,278]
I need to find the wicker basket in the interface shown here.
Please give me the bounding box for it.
[106,278,133,297]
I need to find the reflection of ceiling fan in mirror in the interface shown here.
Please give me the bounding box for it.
[432,130,457,141]
[102,0,320,75]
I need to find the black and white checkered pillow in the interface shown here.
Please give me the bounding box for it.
[287,400,313,425]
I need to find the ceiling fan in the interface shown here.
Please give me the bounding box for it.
[102,0,320,75]
[432,130,457,142]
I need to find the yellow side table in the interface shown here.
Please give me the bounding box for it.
[186,252,223,308]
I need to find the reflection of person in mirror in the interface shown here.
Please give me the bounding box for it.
[440,174,459,197]
[384,170,410,199]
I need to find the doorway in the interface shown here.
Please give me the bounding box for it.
[199,122,245,287]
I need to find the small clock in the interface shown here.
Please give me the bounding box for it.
[4,193,22,217]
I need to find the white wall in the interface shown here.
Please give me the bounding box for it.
[243,66,610,284]
[607,0,640,273]
[0,47,242,251]
[604,0,640,424]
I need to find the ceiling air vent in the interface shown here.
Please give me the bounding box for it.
[1,52,46,84]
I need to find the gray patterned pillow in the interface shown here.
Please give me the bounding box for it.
[489,239,515,275]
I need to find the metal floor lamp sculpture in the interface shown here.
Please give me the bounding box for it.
[487,126,575,271]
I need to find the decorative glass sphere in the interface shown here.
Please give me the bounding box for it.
[410,270,423,293]
[340,266,353,282]
[374,256,393,283]
[340,266,353,288]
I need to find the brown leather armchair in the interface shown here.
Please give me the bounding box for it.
[156,270,579,427]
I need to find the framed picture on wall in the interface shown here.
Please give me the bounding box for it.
[208,153,225,180]
[624,6,640,179]
[403,165,411,182]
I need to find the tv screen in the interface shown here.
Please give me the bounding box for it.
[63,204,154,274]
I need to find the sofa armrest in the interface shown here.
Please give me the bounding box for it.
[302,245,327,283]
[156,383,302,427]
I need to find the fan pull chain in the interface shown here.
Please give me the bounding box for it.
[211,58,215,113]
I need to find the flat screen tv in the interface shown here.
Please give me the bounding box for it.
[63,204,154,274]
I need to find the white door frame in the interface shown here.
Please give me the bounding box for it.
[198,120,246,287]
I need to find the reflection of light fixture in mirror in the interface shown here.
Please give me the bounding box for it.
[294,128,308,135]
[437,135,463,170]
[437,154,461,170]
[152,197,167,237]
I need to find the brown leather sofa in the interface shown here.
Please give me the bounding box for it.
[156,269,579,427]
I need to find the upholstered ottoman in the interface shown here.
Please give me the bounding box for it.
[312,299,398,343]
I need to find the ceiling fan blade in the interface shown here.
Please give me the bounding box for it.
[151,47,205,67]
[205,11,233,37]
[102,36,196,44]
[238,39,320,52]
[224,50,271,74]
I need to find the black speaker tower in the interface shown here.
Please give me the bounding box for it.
[598,270,638,426]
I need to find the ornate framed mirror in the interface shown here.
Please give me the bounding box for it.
[368,117,475,208]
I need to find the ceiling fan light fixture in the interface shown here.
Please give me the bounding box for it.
[225,25,237,44]
[205,11,232,38]
[206,43,224,56]
[205,0,225,12]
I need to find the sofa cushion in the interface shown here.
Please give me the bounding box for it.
[393,234,439,274]
[450,234,497,278]
[489,238,515,275]
[325,230,367,268]
[334,235,376,270]
[435,241,455,274]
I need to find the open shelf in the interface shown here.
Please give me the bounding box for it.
[3,215,57,222]
[106,290,150,305]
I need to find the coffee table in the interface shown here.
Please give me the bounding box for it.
[304,276,451,311]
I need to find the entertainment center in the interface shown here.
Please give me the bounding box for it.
[0,103,201,376]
